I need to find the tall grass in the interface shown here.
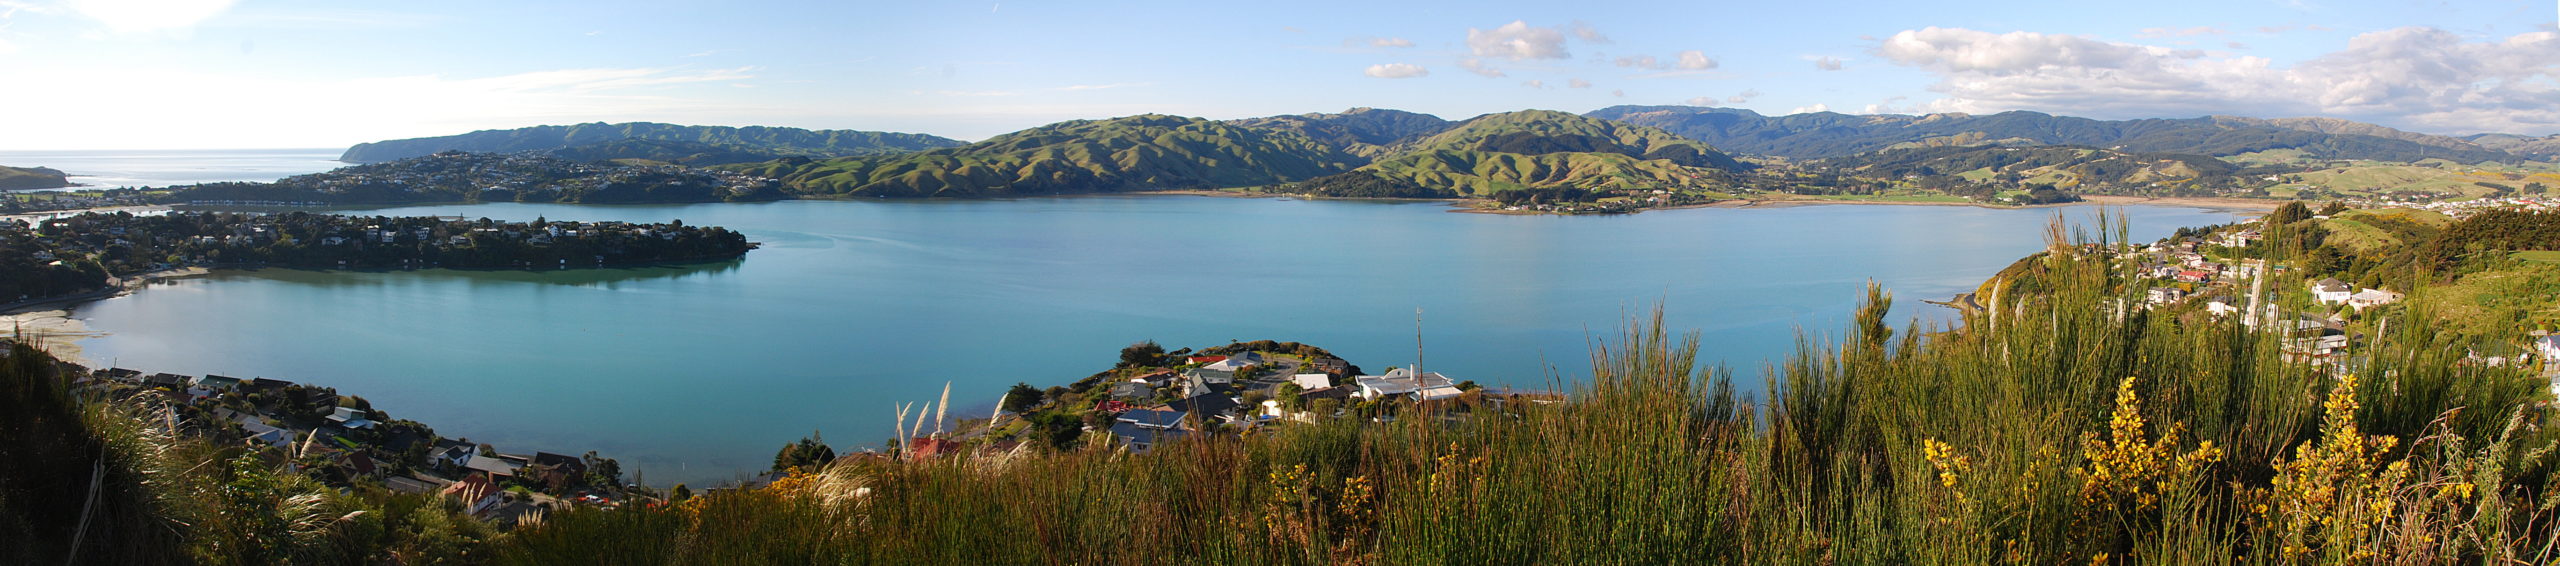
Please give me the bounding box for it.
[488,218,2560,564]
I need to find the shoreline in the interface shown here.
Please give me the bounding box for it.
[0,266,210,365]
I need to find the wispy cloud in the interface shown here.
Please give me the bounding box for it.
[67,0,237,34]
[1051,82,1147,91]
[1364,63,1428,78]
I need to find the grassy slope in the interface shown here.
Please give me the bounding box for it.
[1338,110,1745,196]
[0,166,70,190]
[2278,161,2560,198]
[498,238,2560,563]
[730,115,1363,197]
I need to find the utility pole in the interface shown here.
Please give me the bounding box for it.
[1414,307,1425,376]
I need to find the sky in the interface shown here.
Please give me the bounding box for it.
[0,0,2555,149]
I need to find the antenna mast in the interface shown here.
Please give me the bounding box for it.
[1414,307,1425,375]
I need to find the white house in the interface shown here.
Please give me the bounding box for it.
[2205,297,2241,317]
[328,406,376,429]
[2539,335,2560,376]
[1354,367,1463,401]
[2310,279,2355,304]
[1291,373,1332,390]
[2346,289,2403,310]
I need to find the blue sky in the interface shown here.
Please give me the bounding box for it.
[0,0,2555,149]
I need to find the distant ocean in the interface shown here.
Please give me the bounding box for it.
[0,148,346,190]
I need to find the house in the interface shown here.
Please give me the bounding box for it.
[2204,297,2241,316]
[1117,407,1191,430]
[1185,355,1228,365]
[2175,270,2212,283]
[1309,357,1349,375]
[462,453,523,480]
[327,407,376,429]
[2346,289,2403,310]
[1291,373,1333,390]
[442,474,503,516]
[1167,392,1241,421]
[237,420,292,447]
[1354,366,1462,401]
[189,374,244,399]
[1191,357,1256,384]
[1107,380,1155,401]
[143,372,190,389]
[431,440,477,470]
[1129,368,1178,387]
[2145,287,2185,306]
[533,452,589,488]
[906,437,961,460]
[96,367,142,382]
[384,476,441,495]
[2310,278,2355,304]
[1108,420,1187,453]
[2538,335,2560,376]
[243,377,293,394]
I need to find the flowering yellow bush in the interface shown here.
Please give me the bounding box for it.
[2077,376,2222,516]
[2261,374,2408,561]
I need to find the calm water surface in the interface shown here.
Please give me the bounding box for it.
[0,148,344,189]
[70,197,2245,483]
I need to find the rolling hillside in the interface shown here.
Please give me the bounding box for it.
[1585,105,2518,163]
[1815,145,2269,196]
[341,122,963,163]
[0,165,71,191]
[1226,107,1453,158]
[724,114,1364,197]
[1289,110,1748,197]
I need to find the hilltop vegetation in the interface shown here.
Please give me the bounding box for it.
[726,114,1364,197]
[341,122,963,163]
[536,139,795,166]
[165,151,785,205]
[1586,105,2521,163]
[1225,107,1454,158]
[1816,145,2280,197]
[1287,110,1746,198]
[0,165,71,190]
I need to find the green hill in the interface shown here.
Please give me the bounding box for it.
[2467,133,2560,160]
[538,138,792,166]
[1288,110,1747,198]
[1815,145,2272,196]
[1585,105,2519,163]
[0,165,71,191]
[341,122,964,163]
[1225,107,1453,158]
[726,114,1364,197]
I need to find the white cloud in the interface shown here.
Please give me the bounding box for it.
[1789,103,1830,114]
[1872,26,2560,134]
[1457,58,1507,78]
[1611,89,1625,97]
[1613,55,1665,70]
[1364,63,1429,78]
[1521,79,1546,88]
[1372,37,1413,48]
[1467,20,1571,60]
[935,90,1019,97]
[67,0,235,34]
[1675,50,1717,70]
[1568,78,1592,88]
[1813,56,1844,71]
[1568,21,1610,44]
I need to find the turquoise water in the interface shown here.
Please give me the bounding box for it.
[71,197,2243,484]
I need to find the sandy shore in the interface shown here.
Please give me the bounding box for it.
[0,307,97,364]
[0,266,212,365]
[2077,195,2285,211]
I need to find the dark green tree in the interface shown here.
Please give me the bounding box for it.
[1002,383,1042,413]
[1118,341,1166,368]
[2267,201,2313,224]
[771,431,835,473]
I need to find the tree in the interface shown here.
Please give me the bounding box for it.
[1275,383,1306,410]
[1002,383,1042,413]
[1118,341,1166,368]
[2317,201,2348,216]
[1308,398,1343,419]
[2267,201,2313,224]
[771,431,835,473]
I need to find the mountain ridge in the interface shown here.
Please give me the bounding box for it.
[341,122,964,163]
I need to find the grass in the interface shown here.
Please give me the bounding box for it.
[487,219,2560,564]
[2513,250,2560,264]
